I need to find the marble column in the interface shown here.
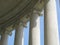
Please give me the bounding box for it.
[1,34,8,45]
[44,0,59,45]
[29,10,40,45]
[14,24,24,45]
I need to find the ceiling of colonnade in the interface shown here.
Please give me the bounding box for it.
[0,0,39,27]
[0,0,40,34]
[0,0,46,34]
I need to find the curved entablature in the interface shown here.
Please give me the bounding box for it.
[0,0,49,35]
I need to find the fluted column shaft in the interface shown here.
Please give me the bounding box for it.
[29,11,40,45]
[44,0,59,45]
[14,25,24,45]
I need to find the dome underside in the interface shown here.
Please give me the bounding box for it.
[0,0,39,28]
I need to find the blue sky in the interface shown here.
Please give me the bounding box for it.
[8,0,60,45]
[56,0,60,38]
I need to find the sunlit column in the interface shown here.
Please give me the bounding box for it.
[44,0,59,45]
[14,24,24,45]
[29,10,40,45]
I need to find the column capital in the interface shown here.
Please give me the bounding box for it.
[14,21,27,29]
[32,10,41,16]
[14,14,30,28]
